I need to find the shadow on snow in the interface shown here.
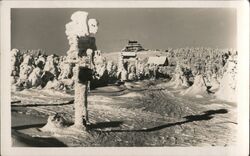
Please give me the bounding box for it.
[96,109,229,133]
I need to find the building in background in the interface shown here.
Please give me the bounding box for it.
[122,40,144,52]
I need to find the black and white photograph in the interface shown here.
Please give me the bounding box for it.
[1,1,249,156]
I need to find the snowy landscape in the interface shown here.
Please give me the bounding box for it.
[11,47,237,147]
[10,10,237,147]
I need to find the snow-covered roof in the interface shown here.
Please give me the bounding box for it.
[121,52,137,57]
[147,56,168,65]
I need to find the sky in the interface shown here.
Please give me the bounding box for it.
[11,8,236,55]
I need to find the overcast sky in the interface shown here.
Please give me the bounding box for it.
[11,8,236,55]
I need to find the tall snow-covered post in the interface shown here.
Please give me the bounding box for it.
[65,11,98,130]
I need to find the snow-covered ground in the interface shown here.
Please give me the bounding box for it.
[11,79,237,147]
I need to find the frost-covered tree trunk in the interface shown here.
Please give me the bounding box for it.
[74,66,88,128]
[65,11,90,130]
[65,11,99,130]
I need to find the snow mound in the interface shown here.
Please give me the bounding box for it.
[40,113,68,133]
[209,76,220,92]
[40,113,89,135]
[215,58,237,102]
[181,74,208,96]
[172,74,189,89]
[166,64,189,89]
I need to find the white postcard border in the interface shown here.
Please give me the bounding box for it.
[1,1,249,156]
